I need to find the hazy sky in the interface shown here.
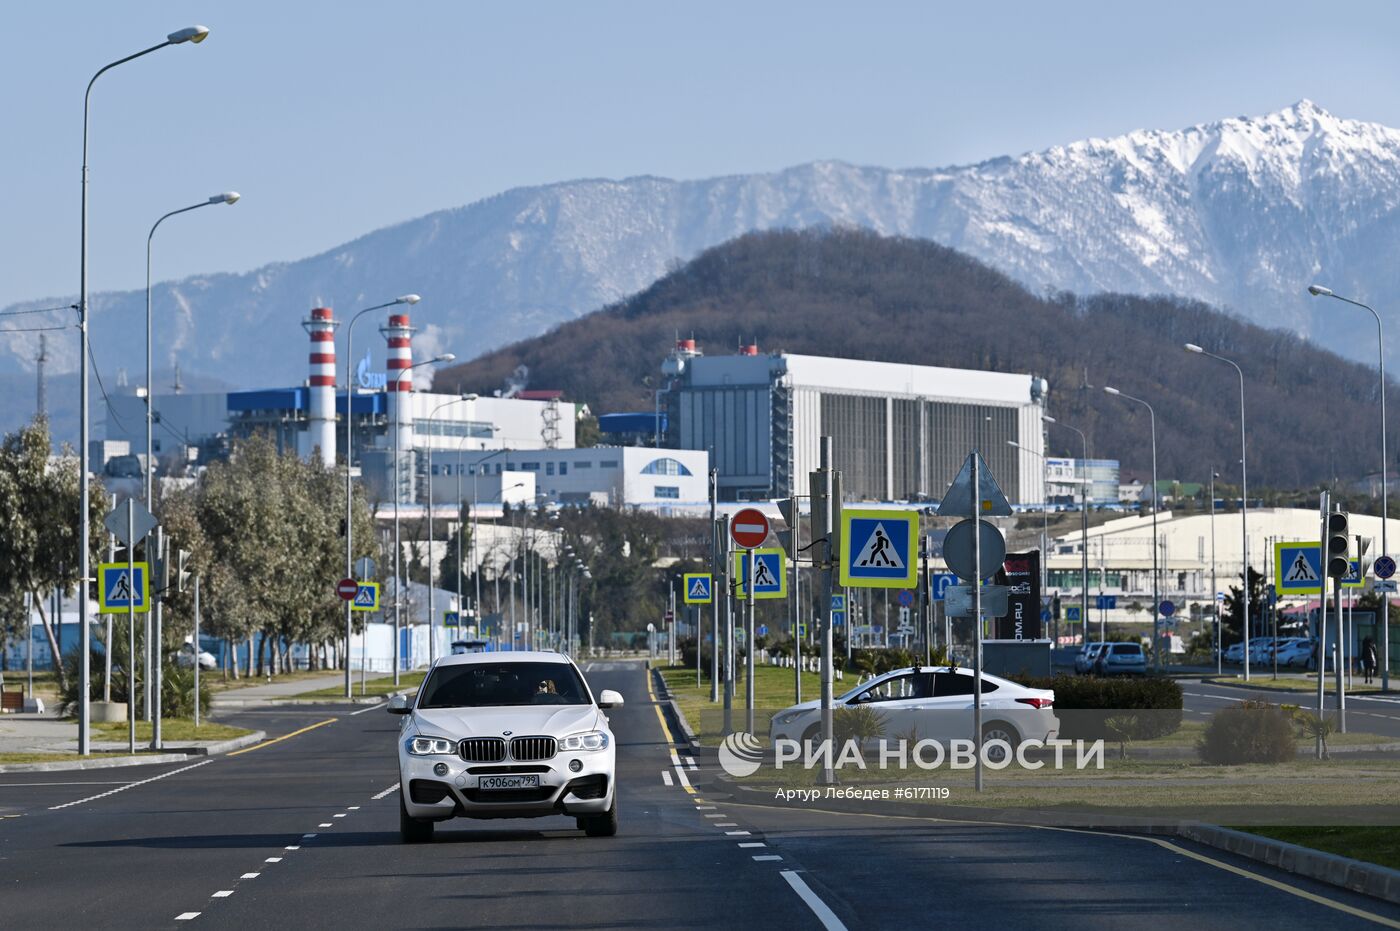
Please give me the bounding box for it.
[5,1,1400,311]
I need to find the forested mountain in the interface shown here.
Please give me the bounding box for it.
[439,229,1391,490]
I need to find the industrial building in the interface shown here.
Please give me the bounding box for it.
[451,447,710,510]
[659,340,1048,503]
[1045,458,1122,508]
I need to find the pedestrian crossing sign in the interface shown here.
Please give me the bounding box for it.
[1343,559,1365,589]
[98,563,150,613]
[839,508,919,589]
[1274,542,1323,595]
[732,548,787,600]
[351,581,380,612]
[683,573,713,605]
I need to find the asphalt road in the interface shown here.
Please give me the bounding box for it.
[0,661,1397,929]
[1181,677,1400,741]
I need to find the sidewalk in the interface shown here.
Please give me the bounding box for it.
[210,672,349,708]
[0,712,263,769]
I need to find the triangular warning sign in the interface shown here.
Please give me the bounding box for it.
[688,578,709,598]
[853,522,906,569]
[355,586,375,606]
[1285,552,1318,582]
[107,570,133,603]
[937,451,1013,518]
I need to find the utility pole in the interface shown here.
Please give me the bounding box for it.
[972,453,984,793]
[811,436,839,786]
[193,573,201,729]
[720,514,732,733]
[709,469,719,702]
[1316,492,1329,758]
[790,491,801,704]
[746,546,756,736]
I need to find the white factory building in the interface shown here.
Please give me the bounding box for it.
[660,340,1048,503]
[448,447,711,511]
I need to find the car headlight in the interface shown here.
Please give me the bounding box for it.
[560,731,609,751]
[406,735,456,755]
[775,710,805,727]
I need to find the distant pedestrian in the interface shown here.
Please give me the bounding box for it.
[1362,636,1379,685]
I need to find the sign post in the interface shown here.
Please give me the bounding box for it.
[730,508,769,737]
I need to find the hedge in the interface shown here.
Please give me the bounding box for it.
[1013,674,1183,740]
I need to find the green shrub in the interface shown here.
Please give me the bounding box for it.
[60,644,209,719]
[1013,674,1183,740]
[1198,699,1296,764]
[833,704,887,746]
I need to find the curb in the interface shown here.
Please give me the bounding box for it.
[0,730,267,773]
[186,730,267,755]
[1178,823,1400,906]
[650,668,701,752]
[1199,678,1393,698]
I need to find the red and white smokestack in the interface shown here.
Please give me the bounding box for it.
[381,312,417,501]
[301,306,339,467]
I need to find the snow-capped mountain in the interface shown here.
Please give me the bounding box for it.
[5,99,1396,428]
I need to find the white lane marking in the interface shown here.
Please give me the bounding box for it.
[240,873,260,880]
[683,755,697,769]
[265,857,282,863]
[661,769,673,786]
[349,702,386,716]
[669,749,681,765]
[672,766,692,788]
[284,845,300,851]
[781,870,849,931]
[753,855,783,861]
[1183,692,1234,702]
[716,823,738,827]
[318,823,333,827]
[725,830,751,835]
[212,891,233,898]
[0,781,130,786]
[704,814,725,818]
[175,913,200,921]
[347,805,360,810]
[303,833,318,839]
[371,783,399,800]
[738,842,766,848]
[48,760,212,810]
[333,813,347,818]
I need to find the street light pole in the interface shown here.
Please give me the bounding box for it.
[1104,386,1161,671]
[1184,344,1251,681]
[1210,470,1221,675]
[78,24,210,755]
[145,193,238,507]
[342,295,419,699]
[425,394,473,665]
[1309,285,1390,690]
[389,353,455,686]
[1045,415,1091,645]
[1008,440,1050,624]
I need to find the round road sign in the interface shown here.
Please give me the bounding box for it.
[1376,555,1397,580]
[941,518,1006,582]
[337,578,358,601]
[897,589,914,607]
[731,507,770,549]
[1159,600,1175,617]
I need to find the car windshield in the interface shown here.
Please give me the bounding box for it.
[417,662,590,708]
[1111,644,1142,655]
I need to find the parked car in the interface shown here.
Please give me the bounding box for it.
[1274,639,1315,668]
[1074,642,1106,675]
[1226,637,1273,664]
[1095,642,1147,676]
[390,651,622,842]
[768,666,1059,762]
[176,644,216,670]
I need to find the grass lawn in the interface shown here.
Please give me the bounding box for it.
[294,670,427,700]
[656,663,827,744]
[205,669,350,693]
[1206,674,1384,694]
[1240,826,1400,871]
[88,718,253,742]
[0,751,174,764]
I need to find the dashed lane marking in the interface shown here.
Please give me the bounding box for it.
[348,702,386,716]
[725,830,751,836]
[753,855,783,861]
[212,891,233,898]
[174,913,200,921]
[48,760,212,810]
[318,822,333,827]
[333,813,347,818]
[738,842,766,848]
[371,783,399,801]
[704,814,725,818]
[661,769,673,786]
[716,823,739,827]
[284,845,300,851]
[240,873,260,880]
[781,870,849,931]
[226,718,337,757]
[265,857,282,863]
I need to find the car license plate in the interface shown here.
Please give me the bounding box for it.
[478,774,540,791]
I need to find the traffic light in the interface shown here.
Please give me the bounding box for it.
[1355,535,1372,579]
[177,549,193,593]
[776,498,797,555]
[1326,510,1351,578]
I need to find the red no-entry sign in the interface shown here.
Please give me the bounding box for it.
[731,508,770,549]
[337,578,359,601]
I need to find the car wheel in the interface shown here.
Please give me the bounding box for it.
[399,793,434,844]
[982,722,1020,763]
[801,723,821,747]
[579,796,618,837]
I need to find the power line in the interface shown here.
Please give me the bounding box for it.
[86,338,133,436]
[0,324,72,334]
[0,304,76,318]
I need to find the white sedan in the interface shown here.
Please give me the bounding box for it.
[390,651,622,842]
[769,665,1058,759]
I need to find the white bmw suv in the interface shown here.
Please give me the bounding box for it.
[389,651,623,842]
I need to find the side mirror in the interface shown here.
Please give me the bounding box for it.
[386,694,413,715]
[597,689,624,708]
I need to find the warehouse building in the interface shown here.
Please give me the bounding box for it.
[659,340,1048,503]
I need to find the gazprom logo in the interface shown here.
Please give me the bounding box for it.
[356,349,387,389]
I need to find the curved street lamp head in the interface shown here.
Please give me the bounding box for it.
[1308,284,1334,297]
[1042,414,1056,424]
[396,294,421,305]
[1103,386,1121,396]
[210,191,240,205]
[167,25,210,44]
[1184,343,1204,354]
[433,353,456,364]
